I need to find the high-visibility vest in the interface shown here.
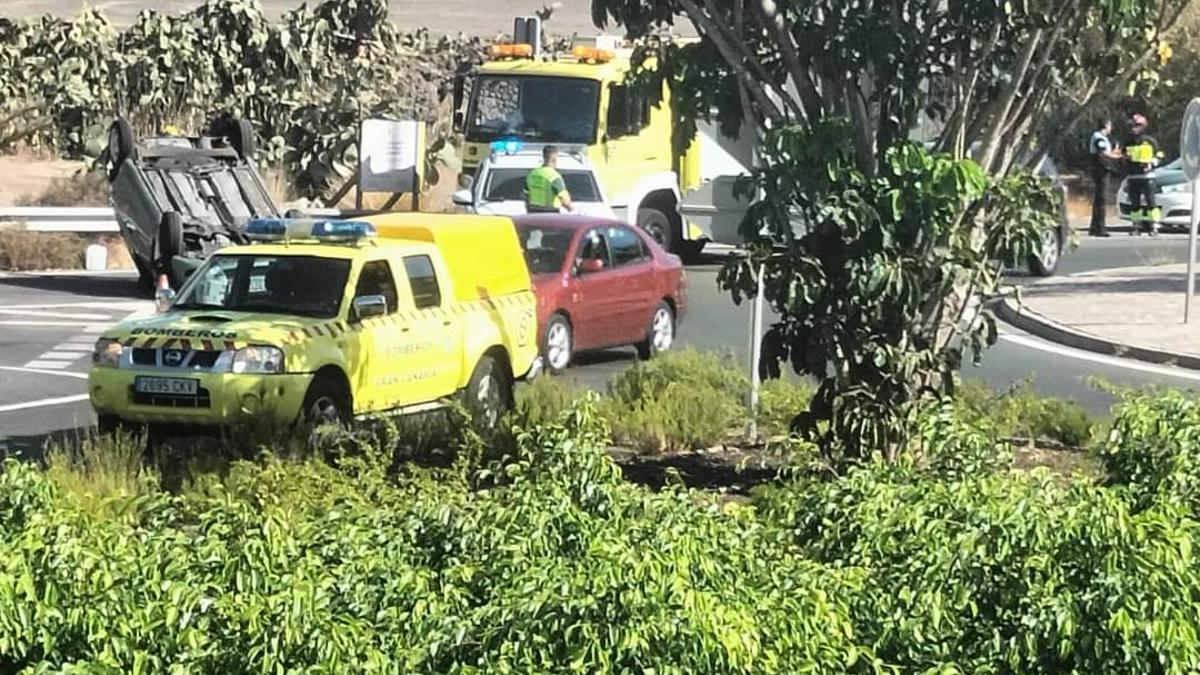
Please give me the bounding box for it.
[1128,142,1155,164]
[526,166,563,209]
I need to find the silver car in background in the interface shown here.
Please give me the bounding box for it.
[1117,158,1191,232]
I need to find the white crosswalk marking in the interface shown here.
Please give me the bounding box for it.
[82,325,114,333]
[39,351,92,361]
[56,341,96,352]
[23,360,73,370]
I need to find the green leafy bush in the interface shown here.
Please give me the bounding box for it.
[0,399,871,673]
[756,377,815,438]
[758,465,1200,674]
[604,349,748,452]
[1102,389,1200,512]
[956,380,1097,448]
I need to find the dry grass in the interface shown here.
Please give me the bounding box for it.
[15,169,110,207]
[0,225,87,270]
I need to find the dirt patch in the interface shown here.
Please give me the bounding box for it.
[0,154,88,206]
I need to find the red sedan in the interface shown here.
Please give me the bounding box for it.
[514,214,688,374]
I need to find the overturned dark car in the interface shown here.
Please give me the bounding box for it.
[106,117,279,292]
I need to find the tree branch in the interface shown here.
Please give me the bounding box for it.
[978,27,1045,173]
[750,0,823,122]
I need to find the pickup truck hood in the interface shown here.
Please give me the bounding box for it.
[102,309,346,350]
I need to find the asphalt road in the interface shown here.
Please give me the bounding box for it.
[1,232,1198,455]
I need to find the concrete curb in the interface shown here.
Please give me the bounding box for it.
[994,296,1200,371]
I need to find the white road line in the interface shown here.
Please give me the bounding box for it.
[0,308,112,320]
[997,331,1200,383]
[0,301,149,311]
[56,342,96,351]
[22,360,73,370]
[0,394,89,414]
[0,366,88,380]
[82,325,114,333]
[36,351,91,361]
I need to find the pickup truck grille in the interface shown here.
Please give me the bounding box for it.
[131,386,213,408]
[131,347,223,371]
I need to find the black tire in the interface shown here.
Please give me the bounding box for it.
[285,208,306,219]
[638,207,675,252]
[1028,227,1062,277]
[301,375,351,430]
[107,118,135,181]
[217,117,255,160]
[157,212,184,280]
[464,354,512,430]
[541,313,573,375]
[636,301,675,361]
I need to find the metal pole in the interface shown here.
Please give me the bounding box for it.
[1188,180,1200,323]
[748,263,765,443]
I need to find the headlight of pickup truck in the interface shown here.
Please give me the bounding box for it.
[229,346,284,374]
[92,338,123,367]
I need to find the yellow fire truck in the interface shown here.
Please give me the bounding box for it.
[453,28,755,259]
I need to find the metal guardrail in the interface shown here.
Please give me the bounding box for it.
[0,206,346,234]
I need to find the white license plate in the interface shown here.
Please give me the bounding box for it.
[134,377,199,396]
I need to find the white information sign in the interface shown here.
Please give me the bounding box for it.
[359,119,421,194]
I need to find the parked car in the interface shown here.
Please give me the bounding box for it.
[106,117,279,292]
[513,214,687,374]
[453,144,616,219]
[1117,158,1191,232]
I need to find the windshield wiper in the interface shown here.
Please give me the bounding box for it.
[172,301,226,311]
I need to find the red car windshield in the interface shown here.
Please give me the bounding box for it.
[516,225,575,275]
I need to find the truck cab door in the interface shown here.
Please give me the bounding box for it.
[398,253,463,402]
[599,82,673,200]
[346,258,408,413]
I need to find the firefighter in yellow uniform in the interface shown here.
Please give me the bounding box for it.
[525,145,574,213]
[1125,113,1163,236]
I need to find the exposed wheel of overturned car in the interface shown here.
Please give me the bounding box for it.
[157,212,184,284]
[212,117,256,160]
[1028,226,1062,277]
[107,118,135,181]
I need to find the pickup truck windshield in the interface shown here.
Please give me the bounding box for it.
[175,255,351,318]
[517,225,575,275]
[468,76,600,145]
[485,168,602,202]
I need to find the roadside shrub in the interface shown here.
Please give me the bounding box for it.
[956,380,1097,447]
[15,169,109,207]
[756,377,815,438]
[1102,389,1200,512]
[604,349,748,452]
[0,227,86,270]
[909,398,1013,480]
[0,399,872,673]
[510,374,582,429]
[758,466,1200,674]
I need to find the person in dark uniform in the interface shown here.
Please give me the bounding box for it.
[1125,113,1162,236]
[1088,119,1121,237]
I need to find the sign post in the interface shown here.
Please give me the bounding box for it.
[1180,99,1200,323]
[358,119,424,210]
[747,262,765,443]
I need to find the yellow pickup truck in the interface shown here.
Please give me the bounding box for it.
[89,213,540,433]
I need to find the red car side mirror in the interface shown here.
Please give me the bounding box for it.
[578,258,605,274]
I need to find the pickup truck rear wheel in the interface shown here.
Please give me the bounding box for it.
[302,377,350,431]
[465,355,512,430]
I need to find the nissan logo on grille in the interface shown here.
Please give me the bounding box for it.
[164,350,186,366]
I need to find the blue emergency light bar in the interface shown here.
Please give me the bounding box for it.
[490,137,524,155]
[311,220,377,241]
[245,218,289,239]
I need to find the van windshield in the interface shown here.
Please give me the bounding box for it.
[485,169,601,202]
[467,76,600,145]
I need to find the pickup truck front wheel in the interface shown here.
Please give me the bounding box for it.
[465,355,512,430]
[302,376,350,431]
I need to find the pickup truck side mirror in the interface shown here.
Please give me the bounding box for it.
[352,294,388,321]
[451,189,473,208]
[577,258,605,275]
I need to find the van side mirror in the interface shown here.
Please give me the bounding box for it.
[352,294,388,321]
[452,110,466,133]
[578,258,605,275]
[452,189,473,207]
